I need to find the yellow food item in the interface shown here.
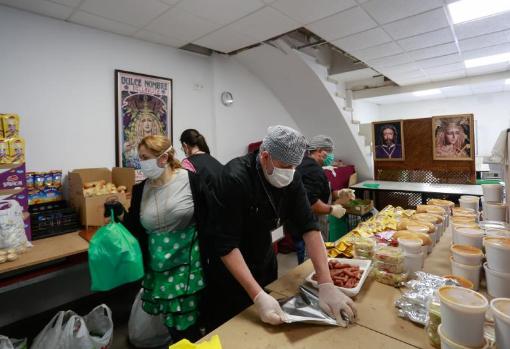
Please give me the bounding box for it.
[7,253,18,262]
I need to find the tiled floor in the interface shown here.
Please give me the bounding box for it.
[110,252,299,348]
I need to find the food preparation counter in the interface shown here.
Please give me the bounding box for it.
[200,229,455,349]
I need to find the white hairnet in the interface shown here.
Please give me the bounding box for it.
[261,125,307,166]
[308,135,334,150]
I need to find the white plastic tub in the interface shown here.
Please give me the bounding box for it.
[450,256,481,291]
[483,262,510,298]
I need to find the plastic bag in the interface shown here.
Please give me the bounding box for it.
[0,336,27,349]
[169,335,222,349]
[88,211,144,291]
[128,289,172,348]
[31,305,113,349]
[0,200,28,249]
[31,310,76,349]
[61,305,113,349]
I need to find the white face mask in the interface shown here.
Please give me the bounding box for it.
[140,146,172,180]
[263,158,295,188]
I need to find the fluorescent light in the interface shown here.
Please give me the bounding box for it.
[464,52,510,68]
[448,0,510,24]
[506,78,510,85]
[413,89,441,96]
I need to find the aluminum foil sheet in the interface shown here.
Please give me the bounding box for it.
[395,272,458,325]
[279,285,350,327]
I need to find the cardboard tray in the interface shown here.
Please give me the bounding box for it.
[345,199,373,216]
[305,258,372,297]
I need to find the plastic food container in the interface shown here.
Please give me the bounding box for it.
[374,246,404,264]
[373,260,405,274]
[306,258,372,297]
[353,238,376,260]
[373,268,407,287]
[397,237,422,254]
[426,299,441,349]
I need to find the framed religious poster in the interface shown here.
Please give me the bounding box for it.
[115,70,173,177]
[432,114,474,161]
[372,120,405,161]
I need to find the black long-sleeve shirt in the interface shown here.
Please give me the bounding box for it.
[296,156,330,206]
[211,151,319,274]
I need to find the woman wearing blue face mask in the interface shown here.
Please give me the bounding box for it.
[291,135,355,264]
[204,126,357,331]
[121,135,206,344]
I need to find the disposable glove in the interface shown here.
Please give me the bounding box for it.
[253,290,288,325]
[318,283,357,326]
[330,204,346,219]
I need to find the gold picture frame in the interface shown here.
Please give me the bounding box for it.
[372,120,405,161]
[432,114,474,161]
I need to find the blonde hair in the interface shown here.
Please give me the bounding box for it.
[138,135,181,170]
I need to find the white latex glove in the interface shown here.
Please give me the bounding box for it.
[318,283,357,325]
[330,204,346,219]
[253,290,288,325]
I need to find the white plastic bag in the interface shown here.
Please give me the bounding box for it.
[128,289,172,348]
[61,305,113,349]
[31,310,76,349]
[0,200,27,250]
[0,336,27,349]
[31,305,113,349]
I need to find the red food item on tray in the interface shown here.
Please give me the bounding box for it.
[311,261,364,288]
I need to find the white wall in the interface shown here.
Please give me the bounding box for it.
[0,6,298,172]
[376,92,510,156]
[212,55,297,163]
[0,6,215,173]
[353,100,380,123]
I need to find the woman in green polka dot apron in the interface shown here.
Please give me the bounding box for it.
[141,226,205,331]
[122,135,207,343]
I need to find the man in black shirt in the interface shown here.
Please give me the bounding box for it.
[206,126,357,330]
[293,135,354,263]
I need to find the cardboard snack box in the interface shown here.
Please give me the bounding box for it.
[68,167,135,227]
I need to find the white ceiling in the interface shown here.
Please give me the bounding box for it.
[359,78,510,104]
[1,0,510,88]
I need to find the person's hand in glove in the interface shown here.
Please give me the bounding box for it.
[318,283,357,326]
[253,290,288,325]
[330,204,346,218]
[335,188,355,206]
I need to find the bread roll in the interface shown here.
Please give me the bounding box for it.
[412,213,441,224]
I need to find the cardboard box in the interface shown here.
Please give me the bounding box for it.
[345,199,373,216]
[0,163,26,189]
[0,188,28,211]
[68,167,135,227]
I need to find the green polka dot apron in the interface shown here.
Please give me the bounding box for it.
[141,225,205,331]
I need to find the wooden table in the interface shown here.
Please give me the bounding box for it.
[351,180,483,210]
[263,229,456,349]
[0,232,89,275]
[351,181,483,197]
[201,291,418,349]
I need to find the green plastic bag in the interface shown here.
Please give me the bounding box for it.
[88,212,144,291]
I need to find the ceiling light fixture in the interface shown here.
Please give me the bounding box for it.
[413,89,441,96]
[505,78,510,85]
[464,52,510,68]
[448,0,510,24]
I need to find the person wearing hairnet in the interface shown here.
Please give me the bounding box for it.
[291,135,355,264]
[205,126,357,330]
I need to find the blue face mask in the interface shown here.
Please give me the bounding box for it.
[323,153,334,166]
